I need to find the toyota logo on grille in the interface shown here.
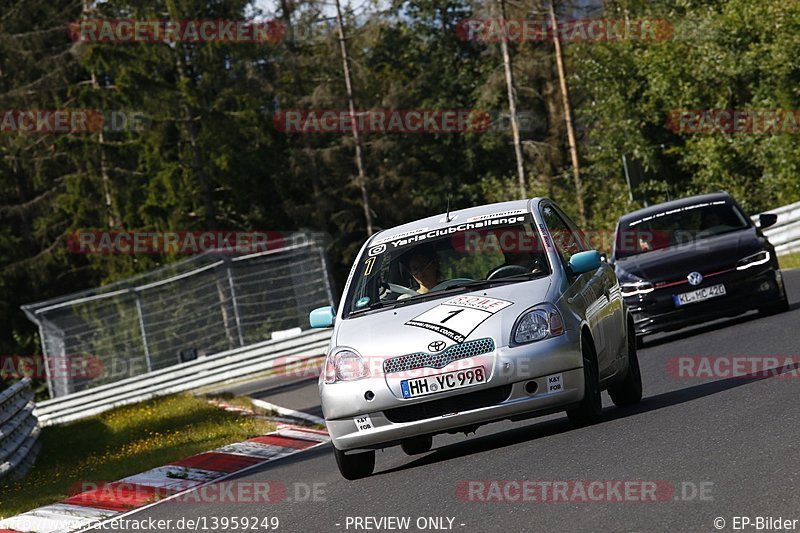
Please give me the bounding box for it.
[687,271,704,286]
[428,341,446,352]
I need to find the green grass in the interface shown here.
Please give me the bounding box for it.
[0,394,275,518]
[779,251,800,270]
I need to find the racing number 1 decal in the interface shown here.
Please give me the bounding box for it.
[440,309,464,323]
[363,256,376,276]
[405,296,513,343]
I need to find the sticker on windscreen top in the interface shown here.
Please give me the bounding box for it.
[354,415,374,432]
[547,373,563,393]
[405,296,513,343]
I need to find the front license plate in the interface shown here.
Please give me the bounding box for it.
[401,367,486,399]
[674,284,726,307]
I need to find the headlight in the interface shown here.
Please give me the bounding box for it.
[736,250,770,270]
[324,349,371,384]
[512,304,564,344]
[616,269,654,297]
[620,280,654,297]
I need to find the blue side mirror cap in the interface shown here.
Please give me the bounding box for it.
[569,250,602,275]
[309,306,335,328]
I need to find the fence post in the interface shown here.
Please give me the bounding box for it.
[317,237,336,307]
[35,321,55,399]
[225,258,245,346]
[133,289,152,372]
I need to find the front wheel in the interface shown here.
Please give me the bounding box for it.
[401,435,433,455]
[760,279,790,316]
[333,447,375,480]
[759,297,789,316]
[609,324,643,407]
[566,338,602,427]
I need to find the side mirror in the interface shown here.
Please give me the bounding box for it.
[309,306,335,328]
[569,250,602,275]
[758,213,778,230]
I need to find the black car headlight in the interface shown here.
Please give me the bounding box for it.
[736,250,770,270]
[512,303,564,344]
[620,280,654,297]
[616,270,654,297]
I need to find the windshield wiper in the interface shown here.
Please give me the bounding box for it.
[348,300,395,316]
[438,273,544,292]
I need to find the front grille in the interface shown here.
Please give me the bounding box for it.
[383,338,495,374]
[654,267,736,291]
[383,384,512,423]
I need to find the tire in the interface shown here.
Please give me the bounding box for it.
[566,336,603,427]
[760,297,790,316]
[760,280,790,316]
[333,447,375,480]
[401,435,432,455]
[609,323,643,407]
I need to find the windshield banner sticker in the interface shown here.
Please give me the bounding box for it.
[373,215,530,250]
[466,209,527,223]
[405,296,512,343]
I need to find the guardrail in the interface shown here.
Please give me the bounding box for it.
[0,378,41,480]
[757,200,800,256]
[35,329,333,426]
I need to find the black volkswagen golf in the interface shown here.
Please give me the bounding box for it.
[612,192,789,344]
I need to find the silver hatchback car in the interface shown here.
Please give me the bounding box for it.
[310,198,641,479]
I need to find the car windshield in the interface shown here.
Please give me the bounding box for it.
[342,212,550,317]
[614,200,750,259]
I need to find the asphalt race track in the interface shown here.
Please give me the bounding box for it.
[99,270,800,533]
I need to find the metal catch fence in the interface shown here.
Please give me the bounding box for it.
[22,232,334,398]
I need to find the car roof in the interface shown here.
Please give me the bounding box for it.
[369,198,542,245]
[617,192,734,227]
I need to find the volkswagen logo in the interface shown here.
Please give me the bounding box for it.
[428,340,446,352]
[687,271,704,286]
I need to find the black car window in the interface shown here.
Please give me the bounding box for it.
[615,200,750,259]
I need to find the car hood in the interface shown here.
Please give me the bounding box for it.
[334,277,552,358]
[614,227,764,283]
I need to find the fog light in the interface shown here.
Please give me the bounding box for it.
[759,281,772,292]
[524,381,538,395]
[364,390,375,401]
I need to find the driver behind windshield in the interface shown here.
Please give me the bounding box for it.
[401,248,441,296]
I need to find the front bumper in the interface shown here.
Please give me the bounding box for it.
[321,332,584,451]
[625,266,785,337]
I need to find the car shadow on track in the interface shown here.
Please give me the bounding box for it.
[642,301,798,349]
[376,358,800,477]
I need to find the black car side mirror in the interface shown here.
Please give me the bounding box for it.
[758,213,778,229]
